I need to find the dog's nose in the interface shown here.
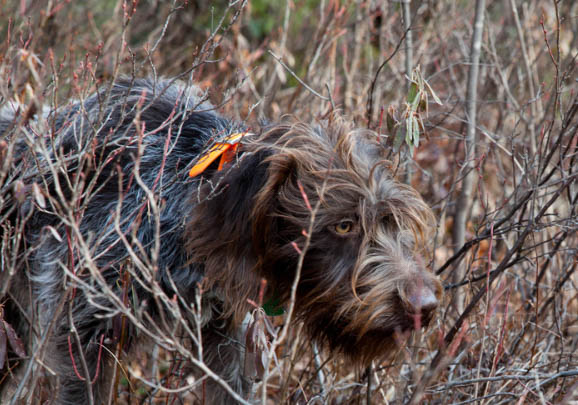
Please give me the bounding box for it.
[405,283,439,324]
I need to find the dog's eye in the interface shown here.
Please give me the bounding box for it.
[335,220,353,234]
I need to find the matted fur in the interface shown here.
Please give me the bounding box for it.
[0,78,442,404]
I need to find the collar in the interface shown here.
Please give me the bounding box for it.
[189,131,251,178]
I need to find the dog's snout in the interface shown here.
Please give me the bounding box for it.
[407,285,438,319]
[401,278,440,325]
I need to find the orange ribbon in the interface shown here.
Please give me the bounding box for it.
[189,132,249,178]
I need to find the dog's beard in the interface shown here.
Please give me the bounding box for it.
[262,247,440,364]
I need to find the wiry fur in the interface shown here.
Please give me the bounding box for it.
[0,78,442,404]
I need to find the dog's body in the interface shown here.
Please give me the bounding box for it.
[1,78,442,404]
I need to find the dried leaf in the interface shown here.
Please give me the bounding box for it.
[419,98,427,112]
[3,320,26,358]
[413,118,420,147]
[386,111,396,134]
[407,82,419,105]
[0,140,7,161]
[32,183,46,209]
[12,180,26,204]
[393,126,405,153]
[424,78,443,105]
[406,116,413,144]
[0,323,6,369]
[46,226,63,242]
[244,311,267,380]
[260,350,268,376]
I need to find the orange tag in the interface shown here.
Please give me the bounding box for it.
[189,132,248,178]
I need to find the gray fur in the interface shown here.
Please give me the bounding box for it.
[1,78,249,404]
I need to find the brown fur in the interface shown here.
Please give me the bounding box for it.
[186,116,442,364]
[1,79,442,404]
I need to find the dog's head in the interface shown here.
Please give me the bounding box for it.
[186,117,442,362]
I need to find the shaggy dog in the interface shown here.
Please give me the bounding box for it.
[0,78,442,404]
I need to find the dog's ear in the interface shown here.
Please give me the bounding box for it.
[251,149,296,255]
[185,146,295,320]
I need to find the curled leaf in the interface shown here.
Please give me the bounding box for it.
[45,226,63,242]
[424,78,443,105]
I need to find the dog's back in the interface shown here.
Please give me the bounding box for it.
[1,79,249,404]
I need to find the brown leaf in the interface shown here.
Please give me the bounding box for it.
[386,110,396,134]
[3,320,26,358]
[0,140,7,161]
[243,310,272,380]
[12,180,26,204]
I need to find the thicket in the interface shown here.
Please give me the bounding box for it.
[1,0,576,403]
